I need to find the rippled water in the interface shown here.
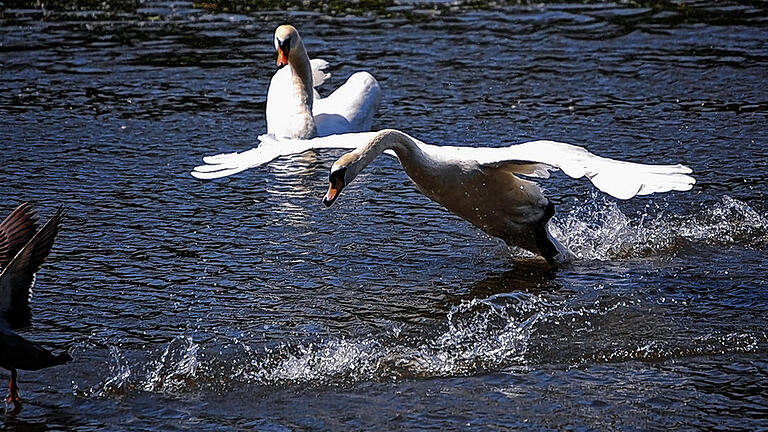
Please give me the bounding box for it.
[1,1,767,430]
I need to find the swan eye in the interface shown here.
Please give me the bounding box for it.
[277,36,291,57]
[324,167,348,207]
[329,167,347,185]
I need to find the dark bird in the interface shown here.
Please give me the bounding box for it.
[0,203,69,414]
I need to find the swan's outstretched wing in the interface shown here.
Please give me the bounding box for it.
[441,140,695,200]
[191,132,382,180]
[314,72,381,136]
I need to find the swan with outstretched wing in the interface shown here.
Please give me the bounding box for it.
[191,129,695,265]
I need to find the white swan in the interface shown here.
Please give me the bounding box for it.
[191,129,695,264]
[266,25,381,139]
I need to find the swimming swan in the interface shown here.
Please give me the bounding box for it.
[191,129,695,264]
[0,203,69,414]
[267,25,381,139]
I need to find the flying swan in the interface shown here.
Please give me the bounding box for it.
[191,130,695,264]
[0,203,70,414]
[267,25,382,139]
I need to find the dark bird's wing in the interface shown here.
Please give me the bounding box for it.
[0,202,37,270]
[0,207,63,330]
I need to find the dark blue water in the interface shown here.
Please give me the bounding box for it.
[1,1,767,430]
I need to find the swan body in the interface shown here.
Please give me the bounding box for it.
[266,25,381,139]
[323,130,695,264]
[0,203,69,414]
[191,129,695,264]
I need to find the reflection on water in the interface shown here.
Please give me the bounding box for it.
[1,0,768,430]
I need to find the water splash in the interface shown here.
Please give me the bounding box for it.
[246,292,546,385]
[84,336,201,397]
[79,195,767,394]
[395,292,543,377]
[247,338,386,385]
[551,195,768,261]
[143,335,201,394]
[679,195,768,246]
[87,345,132,398]
[81,290,765,393]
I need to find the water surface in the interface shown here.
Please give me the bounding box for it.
[1,1,767,430]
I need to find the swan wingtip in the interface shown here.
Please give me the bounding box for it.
[190,170,208,180]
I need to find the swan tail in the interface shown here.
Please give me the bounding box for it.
[534,201,574,266]
[347,72,382,131]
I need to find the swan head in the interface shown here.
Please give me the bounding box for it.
[323,153,364,207]
[274,24,301,68]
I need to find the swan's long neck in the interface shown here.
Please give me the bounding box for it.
[289,41,316,138]
[352,129,424,173]
[346,130,460,206]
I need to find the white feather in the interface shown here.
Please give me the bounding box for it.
[192,132,382,180]
[432,140,695,199]
[192,132,695,200]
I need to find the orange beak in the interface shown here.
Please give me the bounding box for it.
[276,47,288,67]
[323,177,345,207]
